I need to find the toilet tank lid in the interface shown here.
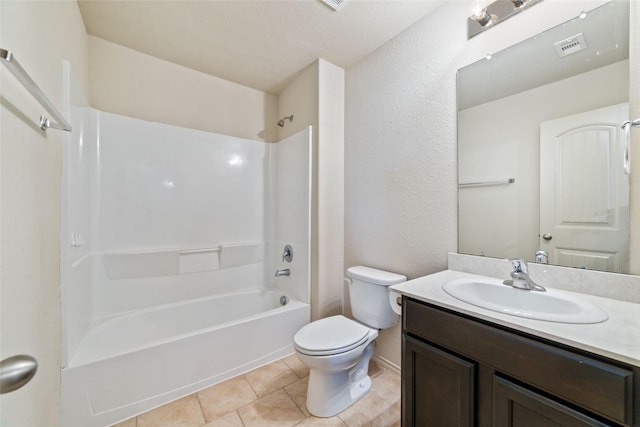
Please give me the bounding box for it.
[346,266,406,286]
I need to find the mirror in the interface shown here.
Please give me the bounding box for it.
[457,1,631,273]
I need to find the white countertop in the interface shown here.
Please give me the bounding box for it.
[391,270,640,367]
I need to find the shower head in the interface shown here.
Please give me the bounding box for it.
[277,115,294,127]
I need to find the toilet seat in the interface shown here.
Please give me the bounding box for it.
[294,315,372,356]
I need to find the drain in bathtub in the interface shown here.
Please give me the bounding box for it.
[280,295,289,305]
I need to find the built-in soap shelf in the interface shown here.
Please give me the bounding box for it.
[102,242,264,280]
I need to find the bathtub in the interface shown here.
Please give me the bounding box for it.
[61,288,310,427]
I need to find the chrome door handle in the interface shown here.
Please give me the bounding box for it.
[0,355,37,394]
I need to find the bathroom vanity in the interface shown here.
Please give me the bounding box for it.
[393,270,640,427]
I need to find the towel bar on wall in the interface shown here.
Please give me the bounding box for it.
[621,119,639,174]
[458,178,515,188]
[0,48,72,132]
[621,119,640,129]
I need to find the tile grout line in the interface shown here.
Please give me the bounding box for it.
[242,373,260,399]
[194,391,207,426]
[115,357,399,427]
[282,381,308,418]
[234,381,261,427]
[235,410,248,427]
[195,383,250,427]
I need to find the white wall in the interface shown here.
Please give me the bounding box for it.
[89,36,278,142]
[277,61,321,316]
[345,0,614,368]
[458,61,628,262]
[0,1,89,426]
[317,61,346,319]
[277,59,345,320]
[269,127,313,303]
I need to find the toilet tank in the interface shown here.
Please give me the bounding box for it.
[346,266,406,329]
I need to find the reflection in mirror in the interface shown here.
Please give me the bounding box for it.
[457,1,631,273]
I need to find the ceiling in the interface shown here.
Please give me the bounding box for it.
[78,0,443,94]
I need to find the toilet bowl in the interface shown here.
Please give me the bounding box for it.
[293,266,406,417]
[294,315,379,417]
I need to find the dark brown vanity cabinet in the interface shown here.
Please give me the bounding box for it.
[402,297,639,427]
[403,335,475,426]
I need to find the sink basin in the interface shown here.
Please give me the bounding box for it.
[442,278,608,324]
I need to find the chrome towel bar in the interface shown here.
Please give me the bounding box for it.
[458,178,515,188]
[621,119,639,175]
[1,48,72,132]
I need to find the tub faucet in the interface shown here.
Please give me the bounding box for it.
[503,259,546,292]
[275,268,290,277]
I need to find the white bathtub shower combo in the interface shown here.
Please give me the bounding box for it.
[60,109,312,426]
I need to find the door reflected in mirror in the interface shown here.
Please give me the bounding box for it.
[457,1,631,273]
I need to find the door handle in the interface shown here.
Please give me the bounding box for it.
[0,355,37,394]
[542,233,552,241]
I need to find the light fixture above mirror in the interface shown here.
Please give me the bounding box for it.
[468,0,543,38]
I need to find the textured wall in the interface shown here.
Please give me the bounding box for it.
[345,0,614,368]
[345,3,463,368]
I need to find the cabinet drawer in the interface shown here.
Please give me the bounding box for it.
[404,299,634,426]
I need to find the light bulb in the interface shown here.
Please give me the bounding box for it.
[470,0,495,26]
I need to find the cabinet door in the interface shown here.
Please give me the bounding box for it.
[493,376,612,427]
[402,335,475,427]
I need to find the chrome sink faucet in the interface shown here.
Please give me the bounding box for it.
[503,259,546,292]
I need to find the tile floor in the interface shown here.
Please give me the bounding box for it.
[112,355,401,427]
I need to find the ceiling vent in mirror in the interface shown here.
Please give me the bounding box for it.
[321,0,348,11]
[554,33,588,57]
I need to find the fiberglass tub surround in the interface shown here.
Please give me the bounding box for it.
[60,109,311,427]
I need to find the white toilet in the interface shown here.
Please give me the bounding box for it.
[293,266,406,417]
